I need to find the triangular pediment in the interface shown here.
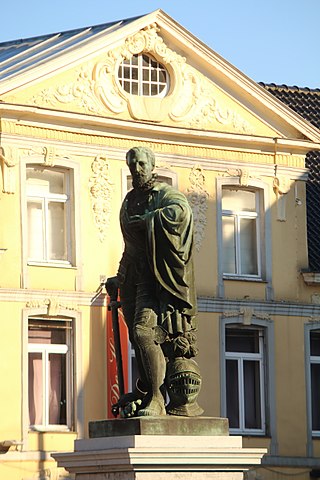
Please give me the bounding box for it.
[1,10,319,143]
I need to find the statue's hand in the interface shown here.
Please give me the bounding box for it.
[105,276,119,301]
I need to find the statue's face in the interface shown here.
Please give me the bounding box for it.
[127,150,153,188]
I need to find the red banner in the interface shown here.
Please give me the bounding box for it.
[106,297,129,418]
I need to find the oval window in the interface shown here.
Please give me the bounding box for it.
[118,53,169,97]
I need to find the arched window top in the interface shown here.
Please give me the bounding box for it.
[118,53,169,98]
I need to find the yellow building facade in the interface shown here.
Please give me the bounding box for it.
[1,10,320,480]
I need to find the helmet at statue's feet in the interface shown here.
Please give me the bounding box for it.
[165,357,204,417]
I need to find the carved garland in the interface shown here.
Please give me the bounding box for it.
[89,155,114,242]
[186,165,209,252]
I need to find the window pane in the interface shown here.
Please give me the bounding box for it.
[143,68,149,81]
[49,353,67,425]
[142,54,149,67]
[29,321,67,344]
[158,69,167,83]
[143,83,150,96]
[131,82,138,95]
[222,188,256,212]
[151,84,158,96]
[311,363,320,430]
[27,199,44,260]
[244,360,262,429]
[48,202,67,261]
[29,352,43,425]
[131,66,138,81]
[122,66,130,79]
[151,69,157,82]
[27,168,65,195]
[226,328,260,353]
[222,216,236,273]
[311,331,320,356]
[240,218,258,275]
[226,359,239,428]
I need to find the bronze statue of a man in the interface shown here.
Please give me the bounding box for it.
[107,146,202,417]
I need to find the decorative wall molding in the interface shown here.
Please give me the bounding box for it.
[23,145,61,167]
[222,307,271,325]
[26,297,78,315]
[186,164,209,251]
[225,167,257,186]
[0,145,19,193]
[89,155,114,242]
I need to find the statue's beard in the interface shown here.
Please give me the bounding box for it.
[132,173,157,190]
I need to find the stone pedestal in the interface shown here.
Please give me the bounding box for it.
[53,418,266,480]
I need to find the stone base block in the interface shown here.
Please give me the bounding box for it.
[53,433,267,480]
[89,416,229,438]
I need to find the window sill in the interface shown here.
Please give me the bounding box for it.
[223,276,267,283]
[301,271,320,286]
[229,430,267,436]
[29,426,73,433]
[28,261,76,269]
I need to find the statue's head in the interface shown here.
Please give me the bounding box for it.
[126,147,155,189]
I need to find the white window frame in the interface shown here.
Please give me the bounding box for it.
[20,155,82,289]
[28,318,73,431]
[117,53,169,98]
[121,166,178,391]
[222,188,261,278]
[22,307,84,447]
[26,166,72,265]
[216,177,273,298]
[305,324,320,456]
[220,315,276,443]
[224,326,265,434]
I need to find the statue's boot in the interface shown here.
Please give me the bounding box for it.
[133,325,166,416]
[137,342,166,416]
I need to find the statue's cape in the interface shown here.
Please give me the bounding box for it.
[145,183,197,316]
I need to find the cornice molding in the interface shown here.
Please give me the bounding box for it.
[0,126,309,180]
[2,289,320,317]
[0,103,316,160]
[198,296,320,318]
[0,288,106,307]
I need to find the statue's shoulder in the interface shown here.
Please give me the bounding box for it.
[153,182,188,202]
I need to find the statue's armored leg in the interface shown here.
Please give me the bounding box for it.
[133,308,166,416]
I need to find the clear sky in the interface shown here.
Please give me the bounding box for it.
[1,0,319,89]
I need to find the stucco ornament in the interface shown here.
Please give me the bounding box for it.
[223,308,270,325]
[0,145,19,194]
[30,68,103,114]
[273,175,291,222]
[26,298,78,315]
[23,145,62,167]
[89,155,114,242]
[186,164,209,252]
[26,24,253,133]
[226,168,252,186]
